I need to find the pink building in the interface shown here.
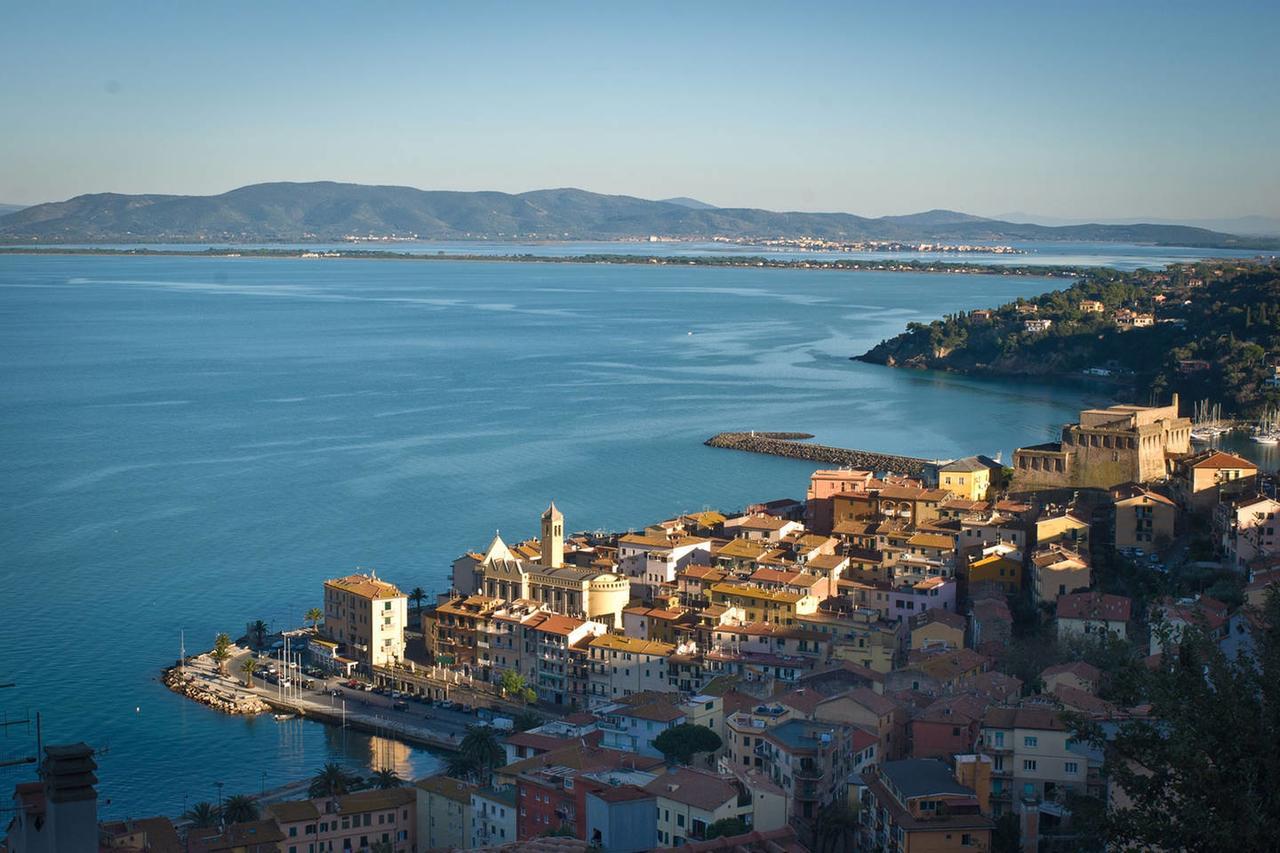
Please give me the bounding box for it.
[267,788,416,853]
[887,577,957,621]
[806,469,874,534]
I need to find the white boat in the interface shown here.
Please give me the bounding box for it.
[1252,433,1279,445]
[273,713,295,721]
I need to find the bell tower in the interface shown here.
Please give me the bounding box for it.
[541,501,564,568]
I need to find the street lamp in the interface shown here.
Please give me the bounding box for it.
[214,781,224,813]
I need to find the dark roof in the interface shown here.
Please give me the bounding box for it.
[880,759,974,799]
[1056,592,1132,623]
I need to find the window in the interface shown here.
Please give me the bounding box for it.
[1065,762,1079,774]
[1024,736,1038,748]
[1023,759,1037,771]
[993,732,1004,747]
[677,814,686,827]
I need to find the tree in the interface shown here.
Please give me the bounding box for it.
[1077,591,1280,850]
[444,753,478,781]
[239,656,257,687]
[704,817,747,840]
[652,723,722,765]
[220,794,258,824]
[497,669,537,704]
[247,620,269,649]
[459,725,505,786]
[305,608,323,630]
[212,633,232,675]
[308,762,360,798]
[409,587,427,613]
[183,801,220,828]
[370,768,404,789]
[512,709,543,732]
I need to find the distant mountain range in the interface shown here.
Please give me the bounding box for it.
[0,203,28,217]
[996,212,1280,237]
[0,182,1274,249]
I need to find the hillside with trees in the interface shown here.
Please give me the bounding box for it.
[857,260,1280,416]
[1,181,1274,246]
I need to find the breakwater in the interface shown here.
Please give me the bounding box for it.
[163,665,270,715]
[705,431,931,476]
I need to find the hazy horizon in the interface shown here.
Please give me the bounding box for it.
[3,1,1278,219]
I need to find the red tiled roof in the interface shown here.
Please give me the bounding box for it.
[1190,451,1255,469]
[1056,592,1132,623]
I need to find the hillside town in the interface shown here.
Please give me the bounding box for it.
[7,399,1280,853]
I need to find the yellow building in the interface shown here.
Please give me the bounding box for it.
[323,572,408,668]
[1112,485,1177,550]
[708,582,817,625]
[937,456,1000,502]
[1035,511,1090,552]
[1176,450,1258,514]
[965,553,1022,594]
[1031,546,1091,605]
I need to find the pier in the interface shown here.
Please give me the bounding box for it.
[704,431,931,476]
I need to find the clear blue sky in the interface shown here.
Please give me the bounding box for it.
[2,0,1277,218]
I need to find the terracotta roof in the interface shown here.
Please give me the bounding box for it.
[643,766,740,810]
[655,826,806,853]
[414,775,478,804]
[912,608,967,632]
[1113,485,1176,507]
[827,685,903,717]
[1190,451,1255,469]
[1055,592,1132,623]
[324,572,404,599]
[589,634,676,656]
[982,706,1067,731]
[1051,684,1118,718]
[1040,660,1101,684]
[906,532,957,550]
[732,514,794,530]
[267,799,321,822]
[523,612,589,636]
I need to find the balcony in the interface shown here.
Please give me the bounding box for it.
[793,765,823,781]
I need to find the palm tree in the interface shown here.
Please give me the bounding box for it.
[459,725,505,786]
[308,762,360,798]
[444,753,478,781]
[211,633,232,676]
[305,607,323,631]
[183,801,220,827]
[409,587,427,614]
[220,794,259,824]
[240,656,257,687]
[248,620,269,649]
[370,768,404,789]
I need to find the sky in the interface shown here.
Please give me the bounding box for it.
[2,0,1278,219]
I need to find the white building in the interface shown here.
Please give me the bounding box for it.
[470,786,517,849]
[587,634,676,707]
[323,572,408,668]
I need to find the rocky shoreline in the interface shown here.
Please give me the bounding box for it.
[704,431,931,476]
[163,663,270,716]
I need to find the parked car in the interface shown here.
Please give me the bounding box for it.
[439,700,455,710]
[392,701,409,712]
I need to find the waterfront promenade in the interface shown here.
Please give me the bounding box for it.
[174,651,480,752]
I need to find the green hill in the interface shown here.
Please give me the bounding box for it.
[856,260,1280,416]
[0,181,1273,247]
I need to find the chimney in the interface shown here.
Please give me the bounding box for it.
[1019,796,1040,853]
[42,743,99,853]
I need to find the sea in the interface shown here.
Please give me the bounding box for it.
[0,243,1266,818]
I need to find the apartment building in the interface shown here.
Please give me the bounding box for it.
[979,707,1091,814]
[322,572,408,669]
[757,719,853,821]
[270,788,417,853]
[645,767,753,848]
[855,759,993,852]
[587,634,676,707]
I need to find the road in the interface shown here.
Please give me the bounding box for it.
[186,650,483,749]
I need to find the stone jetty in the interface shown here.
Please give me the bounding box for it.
[705,431,931,477]
[163,664,270,716]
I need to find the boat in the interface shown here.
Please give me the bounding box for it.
[1190,400,1228,442]
[273,713,295,721]
[1252,433,1279,445]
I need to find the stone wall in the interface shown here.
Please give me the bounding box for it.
[704,432,930,477]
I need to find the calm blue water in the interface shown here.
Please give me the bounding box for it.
[1,254,1116,817]
[11,239,1273,271]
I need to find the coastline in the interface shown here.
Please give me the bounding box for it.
[0,245,1092,277]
